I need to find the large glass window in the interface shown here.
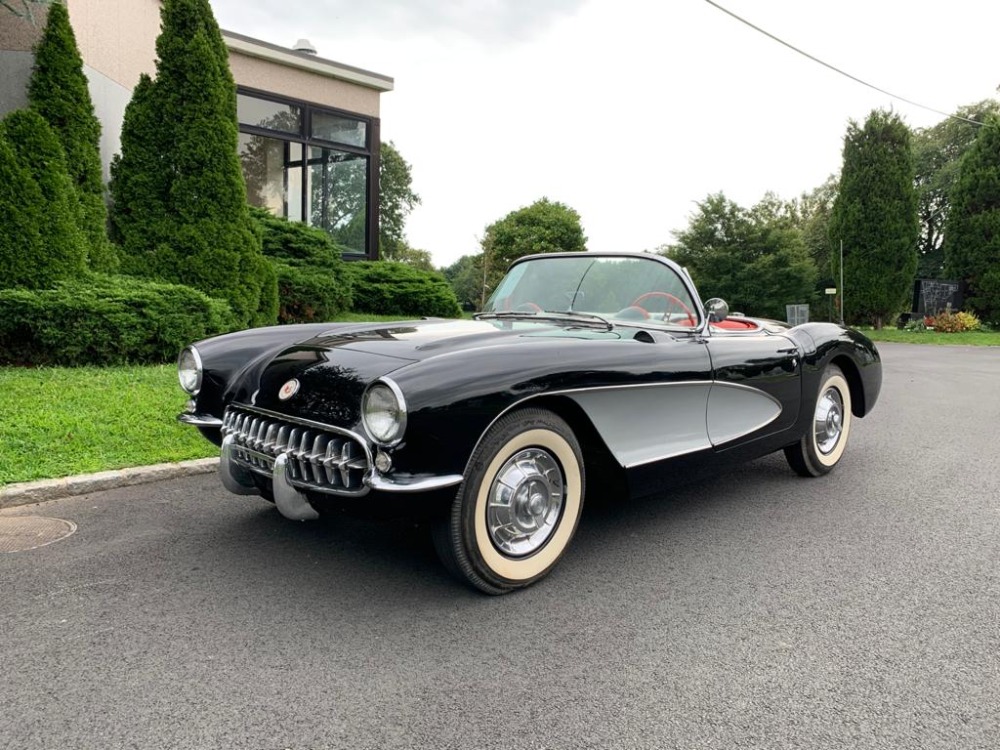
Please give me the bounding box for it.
[308,147,367,252]
[237,94,302,134]
[311,111,366,147]
[236,89,375,257]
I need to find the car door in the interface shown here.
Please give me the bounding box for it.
[704,331,801,448]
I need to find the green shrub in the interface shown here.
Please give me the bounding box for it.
[344,261,462,318]
[0,275,236,366]
[0,136,45,289]
[931,310,981,333]
[28,1,117,273]
[1,109,88,283]
[250,207,353,323]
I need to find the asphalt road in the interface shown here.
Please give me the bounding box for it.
[3,343,999,750]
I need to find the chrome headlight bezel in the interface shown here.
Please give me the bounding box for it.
[361,378,407,447]
[178,345,203,396]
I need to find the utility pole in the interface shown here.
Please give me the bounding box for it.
[840,239,845,325]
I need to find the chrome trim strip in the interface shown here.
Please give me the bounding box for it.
[366,471,464,493]
[177,412,224,428]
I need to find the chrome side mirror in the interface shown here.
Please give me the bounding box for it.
[705,298,729,323]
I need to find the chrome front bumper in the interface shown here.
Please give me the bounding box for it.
[179,406,463,510]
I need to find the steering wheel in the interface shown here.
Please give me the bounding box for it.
[630,292,697,326]
[501,299,543,313]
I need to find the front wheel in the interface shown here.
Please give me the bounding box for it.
[432,408,585,594]
[784,364,852,477]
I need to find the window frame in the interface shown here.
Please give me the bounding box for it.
[236,86,381,259]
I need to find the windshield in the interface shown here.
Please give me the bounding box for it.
[482,255,701,328]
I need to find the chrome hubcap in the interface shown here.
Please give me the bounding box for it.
[487,448,564,557]
[814,386,845,455]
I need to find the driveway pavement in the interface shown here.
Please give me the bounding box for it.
[2,342,998,749]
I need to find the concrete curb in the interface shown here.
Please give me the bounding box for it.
[0,458,220,510]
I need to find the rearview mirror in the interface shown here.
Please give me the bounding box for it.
[705,298,729,323]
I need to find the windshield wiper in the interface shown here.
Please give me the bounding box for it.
[476,310,612,331]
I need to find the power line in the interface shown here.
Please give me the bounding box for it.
[702,0,983,127]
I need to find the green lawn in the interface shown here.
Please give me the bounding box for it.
[0,364,215,486]
[860,328,1000,346]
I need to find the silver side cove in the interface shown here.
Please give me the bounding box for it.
[565,381,783,468]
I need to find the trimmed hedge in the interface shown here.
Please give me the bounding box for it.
[250,207,353,323]
[344,261,462,318]
[0,275,236,366]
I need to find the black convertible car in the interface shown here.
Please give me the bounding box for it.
[178,252,881,593]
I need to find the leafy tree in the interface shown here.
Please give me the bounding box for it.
[443,253,485,310]
[0,135,45,289]
[481,198,587,296]
[109,0,276,327]
[1,109,87,282]
[665,193,817,320]
[27,1,116,272]
[913,100,1000,278]
[944,116,1000,325]
[793,175,840,283]
[828,109,919,328]
[379,141,421,259]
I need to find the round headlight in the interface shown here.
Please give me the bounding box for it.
[362,380,406,445]
[178,346,203,395]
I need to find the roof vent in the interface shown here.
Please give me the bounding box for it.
[292,38,317,55]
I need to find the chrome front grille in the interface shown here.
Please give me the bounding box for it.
[221,404,371,496]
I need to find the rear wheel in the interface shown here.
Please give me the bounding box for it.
[784,364,852,477]
[432,408,585,594]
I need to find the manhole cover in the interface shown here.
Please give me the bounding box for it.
[0,516,77,553]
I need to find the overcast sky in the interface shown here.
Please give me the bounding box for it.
[209,0,1000,267]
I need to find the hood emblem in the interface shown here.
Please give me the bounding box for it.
[278,379,300,401]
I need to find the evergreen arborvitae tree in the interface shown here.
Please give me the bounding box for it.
[27,1,117,273]
[109,0,275,327]
[0,136,46,289]
[828,110,919,328]
[944,116,1000,325]
[2,109,88,282]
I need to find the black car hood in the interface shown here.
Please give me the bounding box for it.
[248,319,622,426]
[312,318,623,358]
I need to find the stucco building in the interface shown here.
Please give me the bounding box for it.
[0,0,393,258]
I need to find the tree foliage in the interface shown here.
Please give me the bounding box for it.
[481,198,587,295]
[913,100,1000,278]
[828,109,919,328]
[378,141,421,258]
[0,136,45,289]
[109,0,275,327]
[665,193,817,320]
[27,0,116,272]
[1,109,87,283]
[944,115,1000,325]
[443,254,485,310]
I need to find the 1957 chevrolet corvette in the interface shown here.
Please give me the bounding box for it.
[178,252,881,593]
